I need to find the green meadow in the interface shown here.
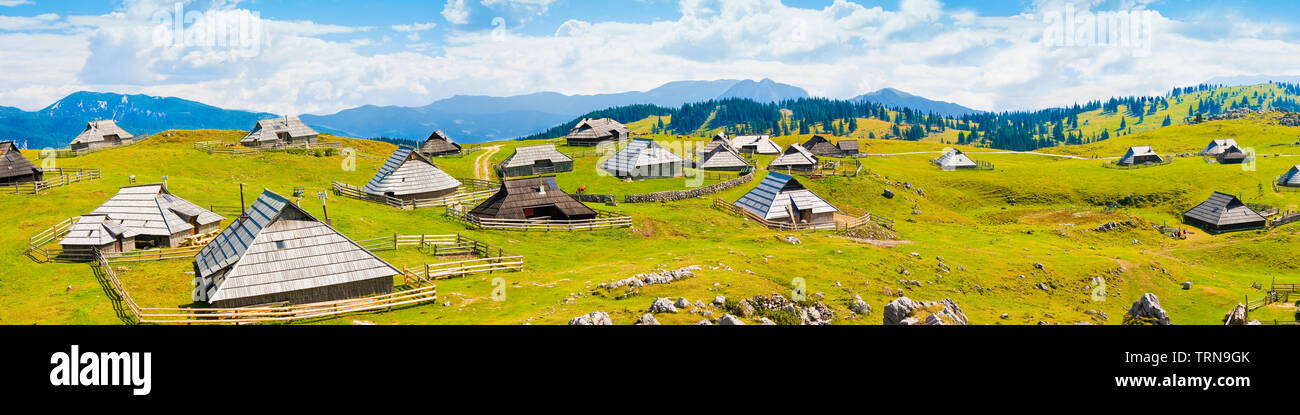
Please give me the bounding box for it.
[4,113,1300,325]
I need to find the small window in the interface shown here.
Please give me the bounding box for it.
[274,241,286,249]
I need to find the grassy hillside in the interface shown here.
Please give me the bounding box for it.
[5,118,1300,325]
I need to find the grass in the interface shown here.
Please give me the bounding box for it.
[5,116,1300,325]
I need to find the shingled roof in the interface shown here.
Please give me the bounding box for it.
[58,215,137,247]
[362,147,460,197]
[1118,146,1164,165]
[0,141,41,181]
[501,144,573,168]
[731,135,781,154]
[935,149,977,169]
[192,190,402,305]
[702,134,737,155]
[71,120,134,146]
[599,138,685,177]
[1280,165,1300,187]
[803,135,841,157]
[59,184,224,246]
[566,118,629,143]
[1203,139,1239,156]
[419,130,462,155]
[698,143,749,170]
[468,176,597,220]
[241,116,319,146]
[1183,192,1267,230]
[734,172,838,222]
[1217,145,1250,164]
[768,144,818,169]
[837,140,860,154]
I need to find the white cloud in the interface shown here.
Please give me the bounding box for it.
[442,0,470,25]
[0,12,58,31]
[3,0,1300,118]
[0,0,34,7]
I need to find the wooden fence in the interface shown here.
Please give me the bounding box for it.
[446,206,633,231]
[209,205,245,217]
[349,233,524,283]
[711,198,887,231]
[1102,159,1173,170]
[1271,211,1300,228]
[0,167,102,195]
[92,250,439,325]
[195,140,344,156]
[332,179,498,209]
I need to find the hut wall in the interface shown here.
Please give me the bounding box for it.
[567,137,616,147]
[395,187,459,202]
[211,276,394,308]
[0,171,42,185]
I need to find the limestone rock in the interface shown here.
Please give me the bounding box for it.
[1122,293,1172,325]
[718,314,745,325]
[568,311,613,325]
[648,298,679,314]
[635,314,661,326]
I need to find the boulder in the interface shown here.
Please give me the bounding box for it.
[851,295,871,315]
[713,296,726,306]
[737,299,756,317]
[568,311,613,325]
[648,298,679,314]
[675,297,690,309]
[1222,304,1249,326]
[718,314,745,325]
[696,320,713,325]
[1122,293,1172,325]
[783,235,802,245]
[758,317,776,325]
[884,297,968,325]
[635,314,661,326]
[883,297,919,325]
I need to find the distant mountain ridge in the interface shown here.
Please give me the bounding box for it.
[0,92,276,150]
[852,88,981,117]
[303,79,809,142]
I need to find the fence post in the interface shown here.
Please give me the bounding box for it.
[393,232,398,251]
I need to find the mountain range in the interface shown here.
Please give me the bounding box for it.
[0,80,981,148]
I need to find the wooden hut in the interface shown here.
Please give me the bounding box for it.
[1183,192,1267,233]
[699,143,749,171]
[499,144,574,177]
[734,172,838,227]
[240,116,319,148]
[1202,139,1239,156]
[565,118,629,147]
[419,130,462,157]
[362,147,461,202]
[0,141,42,185]
[934,149,978,170]
[1216,145,1250,164]
[768,144,818,171]
[70,120,134,152]
[702,133,736,155]
[803,135,842,157]
[837,140,860,157]
[59,183,225,252]
[469,176,597,221]
[731,135,781,155]
[599,138,684,178]
[1118,146,1164,166]
[1280,165,1300,187]
[192,190,401,308]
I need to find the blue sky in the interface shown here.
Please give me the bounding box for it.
[0,0,1297,115]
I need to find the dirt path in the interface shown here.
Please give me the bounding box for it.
[474,145,501,180]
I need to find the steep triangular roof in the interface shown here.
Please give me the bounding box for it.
[702,134,737,155]
[71,120,134,145]
[734,172,838,221]
[699,143,749,170]
[192,190,402,304]
[1203,139,1239,155]
[59,215,138,247]
[1217,145,1250,162]
[935,149,977,168]
[802,135,840,156]
[769,144,818,168]
[1280,165,1300,187]
[419,130,462,154]
[241,116,318,145]
[60,184,224,245]
[1119,146,1163,165]
[566,118,629,141]
[0,141,41,181]
[731,135,781,154]
[363,147,461,197]
[501,144,573,168]
[599,138,685,177]
[1183,192,1266,227]
[468,176,596,220]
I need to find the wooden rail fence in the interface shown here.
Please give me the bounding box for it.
[332,179,497,209]
[355,233,525,283]
[0,167,101,195]
[195,140,344,156]
[445,206,633,231]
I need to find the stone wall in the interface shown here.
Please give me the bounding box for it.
[575,193,617,204]
[623,172,755,204]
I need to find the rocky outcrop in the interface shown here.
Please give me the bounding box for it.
[883,297,968,325]
[635,314,661,326]
[648,298,679,314]
[746,294,835,325]
[1122,293,1172,325]
[602,266,701,290]
[568,311,613,325]
[718,314,745,325]
[851,295,871,315]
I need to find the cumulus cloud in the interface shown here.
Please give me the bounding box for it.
[2,0,1300,117]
